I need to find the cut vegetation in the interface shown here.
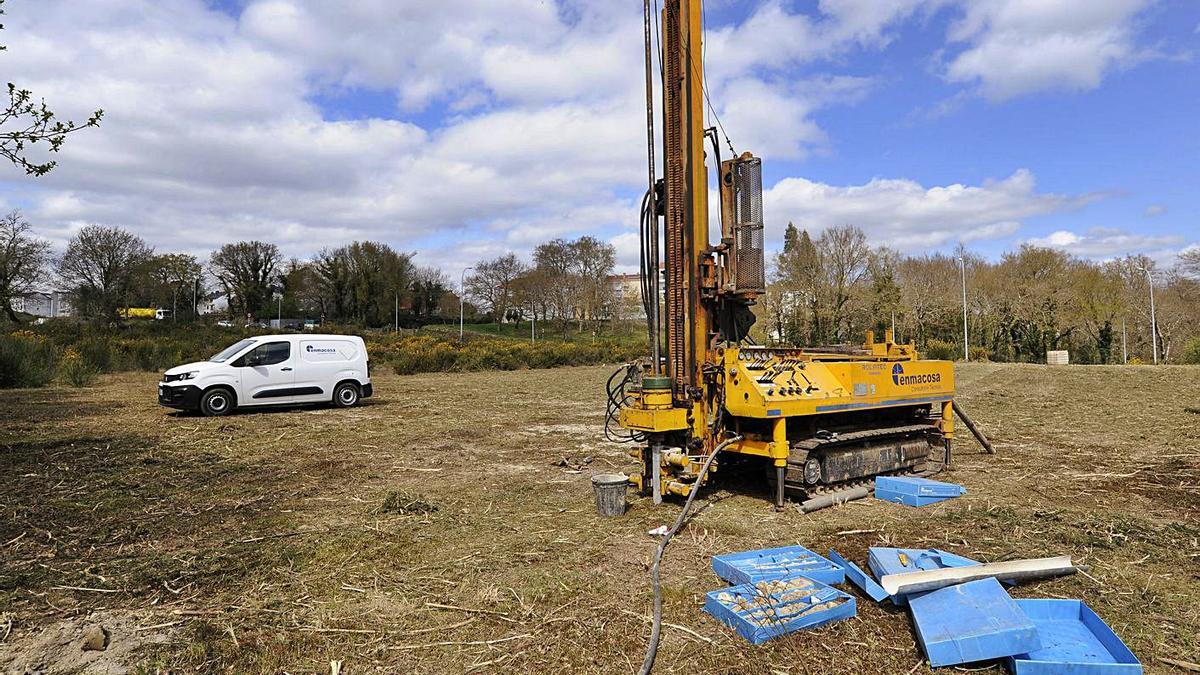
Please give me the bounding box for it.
[0,363,1197,673]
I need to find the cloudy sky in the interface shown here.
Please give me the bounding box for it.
[1,0,1197,274]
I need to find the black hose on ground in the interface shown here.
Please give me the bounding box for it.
[638,434,742,675]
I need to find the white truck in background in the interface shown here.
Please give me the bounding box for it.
[158,334,372,416]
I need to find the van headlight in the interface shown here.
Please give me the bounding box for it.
[179,371,198,380]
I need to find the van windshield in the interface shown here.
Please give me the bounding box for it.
[210,339,256,363]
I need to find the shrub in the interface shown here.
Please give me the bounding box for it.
[78,336,114,372]
[1181,338,1200,365]
[0,332,59,388]
[969,346,990,362]
[923,339,958,361]
[60,348,98,387]
[386,333,640,376]
[6,322,647,387]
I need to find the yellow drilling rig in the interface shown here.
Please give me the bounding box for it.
[609,0,957,510]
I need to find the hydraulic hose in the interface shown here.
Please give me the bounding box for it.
[638,434,743,675]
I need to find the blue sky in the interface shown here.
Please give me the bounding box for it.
[0,0,1196,274]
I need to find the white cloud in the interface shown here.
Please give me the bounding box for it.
[704,0,930,85]
[764,169,1092,250]
[716,76,875,160]
[1,0,916,275]
[1144,204,1166,217]
[942,0,1154,100]
[0,0,1158,279]
[1025,226,1185,258]
[238,0,565,110]
[0,0,651,276]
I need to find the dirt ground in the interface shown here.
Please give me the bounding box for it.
[1,363,1198,673]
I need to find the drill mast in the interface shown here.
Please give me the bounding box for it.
[620,0,954,508]
[661,0,710,402]
[658,0,763,406]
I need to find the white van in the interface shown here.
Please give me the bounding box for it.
[158,334,372,416]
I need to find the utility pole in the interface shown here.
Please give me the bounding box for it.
[459,266,473,339]
[531,304,536,344]
[193,278,199,322]
[960,254,969,361]
[1143,267,1158,364]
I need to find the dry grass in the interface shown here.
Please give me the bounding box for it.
[0,363,1198,673]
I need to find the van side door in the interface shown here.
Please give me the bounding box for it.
[234,341,296,404]
[293,339,361,402]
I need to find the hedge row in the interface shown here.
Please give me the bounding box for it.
[374,334,642,375]
[1,325,645,388]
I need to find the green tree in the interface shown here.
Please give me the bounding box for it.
[868,247,902,336]
[137,253,203,318]
[410,266,449,320]
[314,242,414,327]
[210,241,282,320]
[775,223,822,343]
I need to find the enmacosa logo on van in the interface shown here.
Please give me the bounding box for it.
[892,363,941,386]
[306,345,337,354]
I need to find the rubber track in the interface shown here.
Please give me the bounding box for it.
[782,423,941,500]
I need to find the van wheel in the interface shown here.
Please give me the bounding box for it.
[333,382,360,408]
[200,388,235,417]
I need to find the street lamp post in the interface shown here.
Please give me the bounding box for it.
[459,266,473,339]
[960,254,969,361]
[1122,318,1128,364]
[1142,267,1158,364]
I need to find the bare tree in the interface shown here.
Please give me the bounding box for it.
[0,0,103,176]
[897,254,958,346]
[533,239,578,321]
[817,225,871,342]
[570,236,615,330]
[210,241,282,320]
[1179,247,1200,279]
[57,224,153,323]
[465,253,528,322]
[0,209,51,322]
